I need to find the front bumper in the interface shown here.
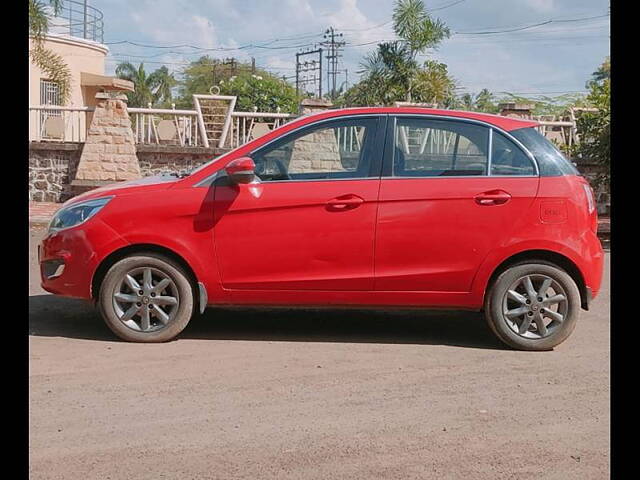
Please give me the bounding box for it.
[39,219,129,300]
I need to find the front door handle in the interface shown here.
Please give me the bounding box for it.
[326,194,365,210]
[474,190,512,206]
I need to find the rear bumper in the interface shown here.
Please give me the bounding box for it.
[583,287,593,311]
[580,230,604,310]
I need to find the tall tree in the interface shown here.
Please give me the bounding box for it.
[342,0,452,106]
[115,62,177,107]
[572,58,610,186]
[454,88,499,113]
[29,0,72,104]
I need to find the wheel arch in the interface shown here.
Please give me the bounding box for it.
[483,249,588,310]
[91,244,201,304]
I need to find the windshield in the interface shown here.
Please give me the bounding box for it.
[510,127,580,176]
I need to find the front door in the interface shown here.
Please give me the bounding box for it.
[213,115,386,291]
[375,116,540,293]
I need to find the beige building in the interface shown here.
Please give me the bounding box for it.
[29,1,133,142]
[29,34,112,109]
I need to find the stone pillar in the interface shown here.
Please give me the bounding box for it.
[299,98,333,115]
[498,103,534,119]
[294,99,345,173]
[73,92,141,187]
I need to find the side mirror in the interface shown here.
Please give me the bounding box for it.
[225,157,256,184]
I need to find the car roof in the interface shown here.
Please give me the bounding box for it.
[301,106,539,132]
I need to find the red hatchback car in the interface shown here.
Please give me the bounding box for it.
[39,107,604,350]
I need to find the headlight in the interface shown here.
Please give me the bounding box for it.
[48,196,113,233]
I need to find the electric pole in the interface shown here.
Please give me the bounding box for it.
[321,27,345,100]
[295,48,323,98]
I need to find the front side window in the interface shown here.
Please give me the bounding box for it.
[491,130,536,176]
[252,118,377,182]
[393,118,489,177]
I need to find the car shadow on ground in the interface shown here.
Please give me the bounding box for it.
[29,294,508,350]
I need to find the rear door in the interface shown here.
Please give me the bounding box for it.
[374,115,540,293]
[213,115,386,291]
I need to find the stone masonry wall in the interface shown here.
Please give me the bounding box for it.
[288,129,345,173]
[29,144,82,202]
[136,146,225,177]
[29,143,225,202]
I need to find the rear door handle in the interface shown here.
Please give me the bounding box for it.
[474,190,512,206]
[326,194,365,209]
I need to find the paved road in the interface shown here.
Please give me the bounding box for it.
[29,226,610,479]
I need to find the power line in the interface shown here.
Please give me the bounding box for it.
[454,13,609,35]
[429,0,467,12]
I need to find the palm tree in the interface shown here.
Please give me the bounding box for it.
[115,62,176,107]
[29,0,72,104]
[356,0,451,104]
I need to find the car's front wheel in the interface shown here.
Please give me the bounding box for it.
[485,262,581,351]
[98,253,195,342]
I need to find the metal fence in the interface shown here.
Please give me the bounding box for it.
[28,105,92,142]
[226,111,297,149]
[47,0,104,43]
[128,107,203,147]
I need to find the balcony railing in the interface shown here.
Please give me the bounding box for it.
[226,111,297,149]
[47,0,104,44]
[129,107,204,147]
[28,105,93,142]
[28,102,581,152]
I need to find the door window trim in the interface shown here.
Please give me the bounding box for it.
[382,114,540,178]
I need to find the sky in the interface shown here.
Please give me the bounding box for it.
[94,0,610,99]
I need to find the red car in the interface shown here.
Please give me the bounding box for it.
[39,107,604,350]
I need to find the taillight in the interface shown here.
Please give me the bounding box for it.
[581,182,598,233]
[582,183,595,214]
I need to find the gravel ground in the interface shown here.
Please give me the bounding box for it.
[29,226,610,479]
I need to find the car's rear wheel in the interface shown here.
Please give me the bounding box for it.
[485,262,581,351]
[98,254,194,342]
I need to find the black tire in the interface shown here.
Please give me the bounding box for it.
[484,262,581,351]
[98,253,195,342]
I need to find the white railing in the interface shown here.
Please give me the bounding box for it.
[535,119,577,147]
[128,107,203,147]
[226,111,298,149]
[29,105,93,143]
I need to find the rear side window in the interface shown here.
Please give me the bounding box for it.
[491,131,536,176]
[510,127,579,176]
[393,118,489,177]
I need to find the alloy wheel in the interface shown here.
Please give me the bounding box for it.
[501,273,568,339]
[112,267,180,332]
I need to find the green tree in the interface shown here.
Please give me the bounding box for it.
[497,92,588,116]
[218,73,299,113]
[29,0,72,104]
[115,62,177,107]
[474,89,499,113]
[175,56,300,112]
[452,89,500,113]
[341,0,452,106]
[572,58,610,186]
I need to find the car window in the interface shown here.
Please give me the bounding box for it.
[251,118,377,182]
[393,118,489,177]
[510,127,577,176]
[491,130,536,176]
